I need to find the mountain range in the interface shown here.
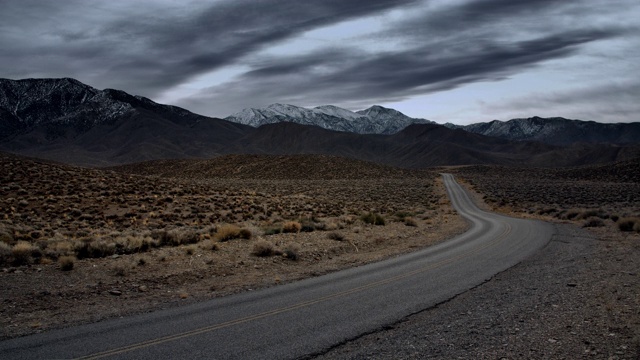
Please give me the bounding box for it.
[0,77,638,168]
[225,103,434,135]
[446,117,640,146]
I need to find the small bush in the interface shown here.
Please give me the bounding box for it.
[88,240,116,258]
[215,224,242,242]
[618,218,639,232]
[583,217,605,228]
[59,256,75,271]
[564,209,581,220]
[0,230,15,245]
[282,221,302,233]
[12,241,35,265]
[0,242,11,264]
[404,217,418,227]
[185,245,198,255]
[252,240,274,257]
[283,243,300,261]
[199,240,219,251]
[361,212,385,226]
[264,227,282,236]
[394,211,414,220]
[328,232,345,241]
[239,228,253,240]
[300,220,316,233]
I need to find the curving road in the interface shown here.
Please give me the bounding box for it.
[0,174,554,359]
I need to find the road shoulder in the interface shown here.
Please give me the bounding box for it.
[315,223,640,359]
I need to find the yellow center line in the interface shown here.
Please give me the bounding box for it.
[78,222,512,360]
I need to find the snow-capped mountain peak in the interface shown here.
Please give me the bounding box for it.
[225,103,433,134]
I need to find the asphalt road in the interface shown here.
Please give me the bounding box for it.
[0,174,554,359]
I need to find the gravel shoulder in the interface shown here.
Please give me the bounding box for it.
[314,215,640,359]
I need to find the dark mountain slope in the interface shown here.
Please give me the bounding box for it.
[0,78,252,166]
[2,78,638,168]
[459,116,640,146]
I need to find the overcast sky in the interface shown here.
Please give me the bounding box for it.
[1,0,638,124]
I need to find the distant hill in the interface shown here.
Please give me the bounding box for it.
[1,77,639,168]
[225,103,434,135]
[446,116,640,146]
[108,154,427,180]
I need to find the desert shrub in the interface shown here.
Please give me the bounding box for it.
[282,221,302,233]
[283,243,300,261]
[0,242,11,264]
[0,229,15,245]
[58,256,75,271]
[199,240,219,251]
[404,217,418,227]
[185,245,197,255]
[264,227,282,236]
[324,221,339,231]
[12,241,35,265]
[239,228,253,240]
[394,211,414,220]
[583,217,605,228]
[361,212,385,226]
[618,218,639,232]
[88,240,116,258]
[252,240,274,257]
[300,220,316,232]
[180,230,199,244]
[537,207,557,216]
[328,232,345,241]
[577,209,606,220]
[564,209,581,220]
[215,224,242,242]
[162,229,199,246]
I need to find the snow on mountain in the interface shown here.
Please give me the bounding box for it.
[225,103,433,135]
[460,116,640,145]
[314,105,368,121]
[0,78,133,132]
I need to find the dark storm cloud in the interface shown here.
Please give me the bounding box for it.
[490,81,640,122]
[183,26,625,114]
[0,0,417,96]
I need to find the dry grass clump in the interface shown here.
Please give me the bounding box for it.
[58,256,75,271]
[361,212,385,226]
[12,241,37,265]
[617,217,640,232]
[161,229,198,246]
[0,242,11,264]
[252,240,275,257]
[282,221,302,233]
[199,240,219,251]
[283,243,300,260]
[184,245,198,255]
[0,229,14,245]
[404,217,418,227]
[215,224,242,242]
[583,217,605,228]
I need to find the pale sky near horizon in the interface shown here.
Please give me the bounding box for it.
[1,0,639,125]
